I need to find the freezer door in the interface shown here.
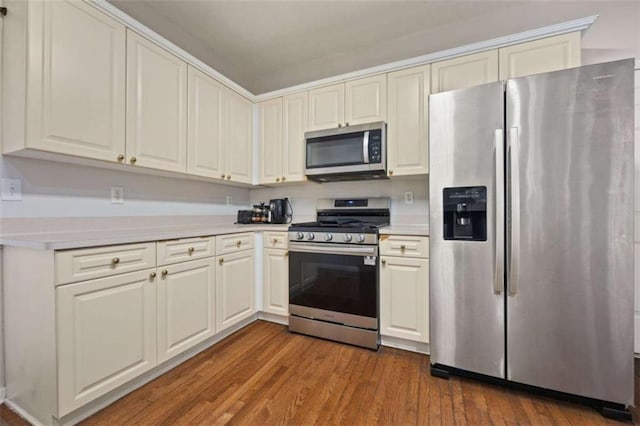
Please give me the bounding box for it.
[430,82,506,378]
[506,60,634,405]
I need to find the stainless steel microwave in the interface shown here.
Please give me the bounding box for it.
[304,121,387,182]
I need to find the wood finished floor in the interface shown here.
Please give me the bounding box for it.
[1,320,638,425]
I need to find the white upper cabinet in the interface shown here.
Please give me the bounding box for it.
[387,64,430,176]
[308,75,387,131]
[259,98,284,184]
[17,0,126,161]
[224,89,253,184]
[431,50,499,94]
[308,83,345,131]
[345,74,387,126]
[499,32,581,80]
[187,66,225,179]
[126,30,188,172]
[282,92,308,183]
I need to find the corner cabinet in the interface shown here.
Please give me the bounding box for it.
[308,74,386,131]
[379,235,430,343]
[3,0,126,161]
[387,65,430,176]
[126,30,188,172]
[224,90,254,184]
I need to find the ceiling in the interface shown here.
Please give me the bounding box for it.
[108,1,639,95]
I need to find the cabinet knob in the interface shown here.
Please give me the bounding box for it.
[111,257,120,265]
[236,240,242,247]
[130,157,137,164]
[221,174,226,179]
[219,258,224,265]
[381,259,386,265]
[188,247,195,254]
[400,245,406,250]
[272,238,278,244]
[285,251,289,257]
[345,122,350,127]
[281,176,286,182]
[149,272,157,279]
[117,154,125,162]
[226,175,231,180]
[389,170,394,176]
[276,177,280,182]
[161,269,168,276]
[338,123,342,128]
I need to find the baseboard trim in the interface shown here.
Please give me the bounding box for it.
[4,400,44,426]
[381,335,430,355]
[258,311,289,325]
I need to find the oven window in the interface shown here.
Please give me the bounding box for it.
[289,251,377,318]
[306,133,364,168]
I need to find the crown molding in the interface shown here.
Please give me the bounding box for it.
[254,14,598,101]
[88,0,597,104]
[89,0,255,101]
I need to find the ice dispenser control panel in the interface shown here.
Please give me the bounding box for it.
[443,186,487,241]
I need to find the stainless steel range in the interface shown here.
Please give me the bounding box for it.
[288,198,390,349]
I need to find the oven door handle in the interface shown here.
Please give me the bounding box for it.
[289,243,378,257]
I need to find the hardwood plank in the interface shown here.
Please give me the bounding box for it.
[0,320,632,426]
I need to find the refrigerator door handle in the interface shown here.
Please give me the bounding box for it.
[508,126,520,295]
[494,129,504,294]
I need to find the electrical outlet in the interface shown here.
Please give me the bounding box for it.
[111,186,124,204]
[226,195,232,206]
[1,178,22,201]
[404,191,414,205]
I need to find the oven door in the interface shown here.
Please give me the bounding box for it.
[289,242,378,330]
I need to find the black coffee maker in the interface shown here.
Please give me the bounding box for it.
[269,198,291,224]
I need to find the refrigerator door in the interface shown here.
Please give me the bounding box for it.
[506,60,634,405]
[430,82,506,378]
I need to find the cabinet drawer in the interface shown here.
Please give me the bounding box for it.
[157,236,215,265]
[263,231,288,250]
[379,235,429,258]
[216,232,254,255]
[55,243,156,285]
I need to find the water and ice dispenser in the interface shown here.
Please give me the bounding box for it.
[443,186,487,241]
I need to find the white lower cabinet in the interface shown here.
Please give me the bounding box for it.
[216,249,255,332]
[380,235,430,344]
[157,258,216,363]
[56,269,158,416]
[263,248,289,316]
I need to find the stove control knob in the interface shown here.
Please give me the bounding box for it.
[357,234,366,243]
[296,232,304,240]
[344,234,353,242]
[306,233,315,240]
[325,233,333,241]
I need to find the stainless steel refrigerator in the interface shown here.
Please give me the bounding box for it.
[429,59,634,417]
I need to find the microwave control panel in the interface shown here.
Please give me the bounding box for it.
[368,129,383,164]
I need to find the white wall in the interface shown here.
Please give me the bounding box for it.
[634,68,640,352]
[250,176,428,225]
[0,157,251,218]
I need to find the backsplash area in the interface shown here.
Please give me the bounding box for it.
[250,176,429,225]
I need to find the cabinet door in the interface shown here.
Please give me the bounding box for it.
[187,66,225,179]
[308,83,344,131]
[57,269,157,416]
[126,30,187,172]
[157,258,216,363]
[431,50,499,93]
[216,250,255,332]
[259,98,283,184]
[387,64,430,176]
[26,0,125,161]
[345,74,387,125]
[263,248,289,316]
[499,32,581,80]
[282,92,308,183]
[224,89,253,184]
[380,256,429,343]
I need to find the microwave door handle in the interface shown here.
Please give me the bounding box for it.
[363,131,370,163]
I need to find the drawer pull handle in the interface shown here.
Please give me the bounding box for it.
[161,269,168,277]
[117,154,125,162]
[111,257,120,265]
[400,245,406,250]
[226,175,231,180]
[276,177,280,182]
[282,176,286,182]
[272,238,278,244]
[188,247,195,254]
[221,174,225,179]
[381,259,386,265]
[149,272,156,279]
[130,156,137,164]
[219,258,224,265]
[236,240,242,247]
